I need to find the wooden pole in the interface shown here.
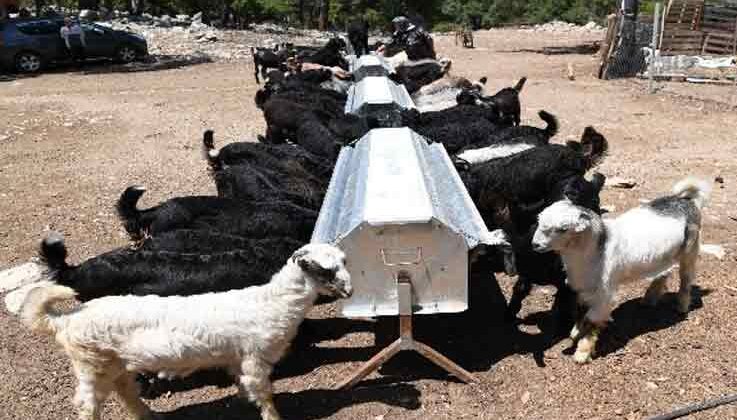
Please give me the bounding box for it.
[650,2,663,94]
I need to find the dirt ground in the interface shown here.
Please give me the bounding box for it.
[2,28,737,420]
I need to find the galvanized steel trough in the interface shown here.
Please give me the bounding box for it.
[344,76,414,127]
[348,53,395,82]
[312,127,510,318]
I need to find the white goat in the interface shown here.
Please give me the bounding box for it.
[412,75,487,113]
[21,243,352,420]
[532,177,711,364]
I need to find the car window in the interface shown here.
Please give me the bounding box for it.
[16,20,60,35]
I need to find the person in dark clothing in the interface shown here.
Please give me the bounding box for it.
[378,16,436,61]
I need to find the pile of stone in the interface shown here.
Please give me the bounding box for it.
[521,20,605,33]
[93,14,336,63]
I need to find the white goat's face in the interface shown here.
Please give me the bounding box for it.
[532,200,593,253]
[291,244,353,298]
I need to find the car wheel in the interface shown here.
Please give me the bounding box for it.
[116,45,137,63]
[15,51,43,73]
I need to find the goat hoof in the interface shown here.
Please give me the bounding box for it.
[572,350,592,364]
[569,324,581,341]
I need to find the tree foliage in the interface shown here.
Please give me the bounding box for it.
[18,0,627,29]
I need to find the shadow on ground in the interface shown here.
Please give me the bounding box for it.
[141,283,711,400]
[1,54,211,81]
[158,382,421,420]
[140,317,376,399]
[596,286,711,359]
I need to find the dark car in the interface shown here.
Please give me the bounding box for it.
[0,17,148,73]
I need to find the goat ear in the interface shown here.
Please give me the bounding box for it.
[574,212,593,232]
[591,173,606,192]
[297,257,315,273]
[291,248,310,264]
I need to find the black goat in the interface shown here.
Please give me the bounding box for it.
[393,58,450,94]
[39,231,302,302]
[203,130,333,179]
[490,77,526,126]
[401,104,502,128]
[459,128,609,329]
[454,110,558,164]
[252,44,290,84]
[202,132,331,209]
[261,98,331,144]
[411,118,501,155]
[255,69,337,109]
[347,19,370,56]
[302,38,348,69]
[460,77,527,127]
[116,186,318,242]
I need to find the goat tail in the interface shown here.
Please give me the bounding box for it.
[201,130,222,172]
[39,232,69,273]
[514,77,527,92]
[538,110,559,139]
[580,126,609,169]
[116,185,146,236]
[252,47,261,84]
[673,177,712,210]
[21,284,76,335]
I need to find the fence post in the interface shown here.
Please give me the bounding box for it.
[649,2,663,93]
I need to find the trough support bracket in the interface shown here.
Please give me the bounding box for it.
[337,276,476,390]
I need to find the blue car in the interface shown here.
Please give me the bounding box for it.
[0,17,148,73]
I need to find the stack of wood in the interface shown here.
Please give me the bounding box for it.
[701,1,737,55]
[660,0,706,55]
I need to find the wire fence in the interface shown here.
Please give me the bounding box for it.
[600,1,737,106]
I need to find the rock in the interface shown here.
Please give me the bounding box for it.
[567,63,576,81]
[645,381,658,390]
[0,135,9,142]
[715,175,724,184]
[521,391,531,404]
[190,21,209,32]
[154,17,172,28]
[608,177,637,189]
[192,11,203,23]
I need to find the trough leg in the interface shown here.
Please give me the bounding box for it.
[337,338,402,390]
[338,277,475,390]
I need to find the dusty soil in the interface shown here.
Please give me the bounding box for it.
[2,28,737,420]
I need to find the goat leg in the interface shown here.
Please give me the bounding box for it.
[505,277,532,322]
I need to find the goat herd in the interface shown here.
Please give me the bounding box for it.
[13,28,712,420]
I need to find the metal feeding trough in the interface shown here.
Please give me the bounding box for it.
[348,54,395,82]
[312,127,512,389]
[344,76,414,127]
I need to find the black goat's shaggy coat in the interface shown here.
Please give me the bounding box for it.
[39,233,302,302]
[456,110,558,155]
[302,38,348,69]
[459,129,608,328]
[116,187,318,242]
[347,20,370,56]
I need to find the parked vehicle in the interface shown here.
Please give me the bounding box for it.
[0,17,148,73]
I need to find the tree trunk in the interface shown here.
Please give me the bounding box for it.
[318,0,329,31]
[79,0,98,10]
[298,0,305,27]
[34,0,44,16]
[130,0,144,15]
